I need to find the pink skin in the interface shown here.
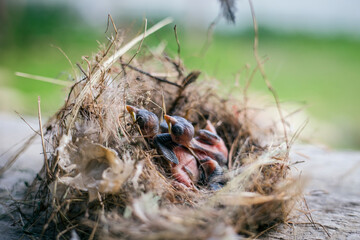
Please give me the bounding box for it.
[193,147,220,180]
[171,146,199,187]
[164,115,226,184]
[193,121,228,164]
[204,120,217,133]
[199,157,219,179]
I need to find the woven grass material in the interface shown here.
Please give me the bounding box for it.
[21,18,301,239]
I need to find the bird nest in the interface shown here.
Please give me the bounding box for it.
[14,18,301,239]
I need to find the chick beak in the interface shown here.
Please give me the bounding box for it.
[126,105,137,122]
[164,114,176,134]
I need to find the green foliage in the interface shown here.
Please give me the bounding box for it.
[0,5,359,148]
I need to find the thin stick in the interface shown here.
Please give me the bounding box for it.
[15,111,54,148]
[173,25,181,65]
[51,44,77,80]
[88,215,99,240]
[289,119,309,147]
[0,134,37,176]
[105,14,118,35]
[169,71,201,114]
[15,111,39,135]
[254,223,279,239]
[125,64,181,88]
[162,53,184,77]
[76,63,89,80]
[38,96,50,179]
[15,72,73,87]
[199,15,220,57]
[248,0,289,154]
[227,130,242,169]
[110,18,148,85]
[67,17,173,134]
[125,18,148,68]
[56,224,79,240]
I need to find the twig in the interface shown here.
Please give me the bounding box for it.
[105,14,118,35]
[101,14,119,72]
[15,72,73,87]
[0,133,37,176]
[169,71,201,114]
[38,96,51,179]
[163,53,184,77]
[82,56,92,81]
[227,130,243,169]
[125,64,181,88]
[289,119,309,148]
[88,215,100,240]
[51,44,77,80]
[233,137,250,169]
[173,25,181,66]
[199,15,220,57]
[14,111,54,148]
[288,221,331,238]
[56,224,79,240]
[15,111,39,135]
[76,63,89,80]
[248,0,289,155]
[111,18,148,85]
[254,223,279,239]
[123,19,148,69]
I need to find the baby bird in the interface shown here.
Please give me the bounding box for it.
[126,105,159,138]
[164,115,228,166]
[125,106,199,188]
[163,115,225,189]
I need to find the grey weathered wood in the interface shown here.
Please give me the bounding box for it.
[264,145,360,239]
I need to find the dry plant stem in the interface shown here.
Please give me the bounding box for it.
[15,111,54,148]
[15,111,39,135]
[101,15,119,72]
[51,44,78,80]
[254,223,280,239]
[56,224,79,240]
[243,58,268,129]
[169,71,201,114]
[89,215,100,240]
[200,15,220,57]
[122,19,148,71]
[289,119,309,147]
[124,64,182,88]
[227,130,242,169]
[15,72,73,87]
[76,63,90,80]
[67,17,173,134]
[105,14,118,35]
[173,25,181,66]
[38,96,51,179]
[109,19,147,85]
[163,54,184,77]
[248,0,289,154]
[0,112,57,176]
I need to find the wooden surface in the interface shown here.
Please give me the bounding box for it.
[264,145,360,239]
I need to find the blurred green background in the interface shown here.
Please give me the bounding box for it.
[0,0,359,149]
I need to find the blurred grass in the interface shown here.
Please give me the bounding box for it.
[0,4,359,148]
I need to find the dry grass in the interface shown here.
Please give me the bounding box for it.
[1,16,303,239]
